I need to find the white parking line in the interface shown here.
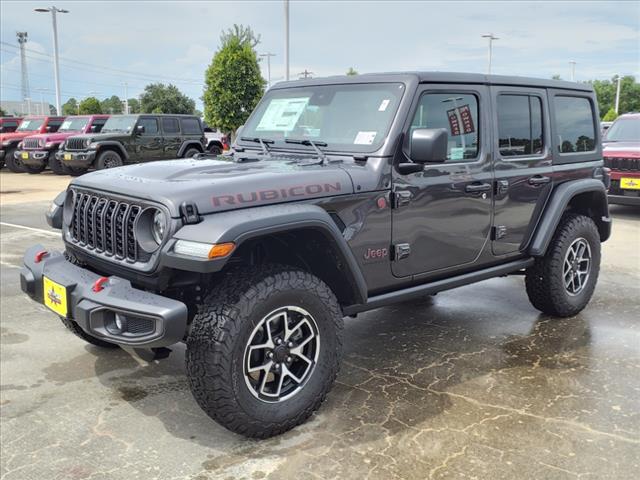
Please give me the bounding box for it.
[0,222,60,237]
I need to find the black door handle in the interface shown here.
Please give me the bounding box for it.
[528,175,551,186]
[465,183,492,193]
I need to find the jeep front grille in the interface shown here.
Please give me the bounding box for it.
[66,138,86,151]
[69,191,144,262]
[604,157,640,172]
[23,138,42,150]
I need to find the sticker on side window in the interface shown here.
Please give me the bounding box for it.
[450,147,464,161]
[378,99,390,111]
[354,131,377,145]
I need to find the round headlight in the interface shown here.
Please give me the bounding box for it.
[152,210,166,244]
[83,138,91,147]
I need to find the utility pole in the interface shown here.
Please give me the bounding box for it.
[284,0,290,81]
[615,75,622,114]
[260,53,276,87]
[123,82,129,114]
[481,33,499,75]
[569,61,576,81]
[16,32,31,102]
[299,69,313,79]
[35,6,69,115]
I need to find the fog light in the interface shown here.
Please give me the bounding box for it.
[105,313,127,335]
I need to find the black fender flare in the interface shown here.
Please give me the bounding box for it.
[95,142,129,160]
[529,178,611,257]
[177,141,203,157]
[163,204,368,305]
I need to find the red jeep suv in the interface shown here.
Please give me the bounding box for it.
[0,116,65,172]
[603,113,640,206]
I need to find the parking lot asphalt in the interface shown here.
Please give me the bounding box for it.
[1,170,639,480]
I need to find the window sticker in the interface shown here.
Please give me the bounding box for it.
[60,120,72,130]
[256,97,310,132]
[449,147,465,161]
[378,99,390,111]
[354,131,377,145]
[20,120,31,128]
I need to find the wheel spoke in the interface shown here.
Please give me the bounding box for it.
[247,359,273,374]
[285,317,312,341]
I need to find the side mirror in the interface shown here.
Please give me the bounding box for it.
[136,124,145,135]
[410,128,448,163]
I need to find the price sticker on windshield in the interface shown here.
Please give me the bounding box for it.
[256,97,309,132]
[354,131,377,145]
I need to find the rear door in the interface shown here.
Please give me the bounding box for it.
[491,86,553,255]
[391,84,493,278]
[134,116,163,161]
[161,117,181,158]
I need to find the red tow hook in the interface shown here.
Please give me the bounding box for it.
[92,276,110,292]
[34,250,49,263]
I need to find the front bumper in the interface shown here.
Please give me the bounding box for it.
[21,244,188,348]
[55,150,96,167]
[17,149,51,167]
[608,194,640,206]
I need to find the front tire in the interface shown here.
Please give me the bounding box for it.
[525,213,601,317]
[96,150,123,169]
[48,153,66,175]
[4,148,24,173]
[186,265,343,438]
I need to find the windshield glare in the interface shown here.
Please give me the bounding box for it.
[240,83,405,152]
[17,119,45,132]
[59,117,90,132]
[102,115,137,133]
[605,117,640,142]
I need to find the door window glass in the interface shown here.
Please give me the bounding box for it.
[138,118,159,135]
[497,95,544,156]
[554,96,596,153]
[410,93,479,162]
[162,117,180,134]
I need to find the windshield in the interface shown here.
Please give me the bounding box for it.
[16,118,45,132]
[240,83,405,153]
[605,117,640,142]
[59,116,90,132]
[102,115,137,133]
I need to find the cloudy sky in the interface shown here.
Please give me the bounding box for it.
[1,0,638,111]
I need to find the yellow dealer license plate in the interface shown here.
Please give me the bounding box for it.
[620,177,640,190]
[64,153,72,161]
[43,276,68,317]
[21,152,28,159]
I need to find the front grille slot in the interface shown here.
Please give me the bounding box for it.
[70,191,144,262]
[604,157,640,172]
[23,138,41,150]
[66,138,86,150]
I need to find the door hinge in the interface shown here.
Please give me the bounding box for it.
[392,190,412,208]
[492,225,507,240]
[495,180,509,196]
[393,243,411,261]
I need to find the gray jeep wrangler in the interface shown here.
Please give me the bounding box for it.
[21,72,611,438]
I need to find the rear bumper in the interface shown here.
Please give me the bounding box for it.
[55,150,96,167]
[21,244,188,348]
[18,150,51,167]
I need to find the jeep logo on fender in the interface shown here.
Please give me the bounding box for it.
[212,182,342,207]
[363,247,388,262]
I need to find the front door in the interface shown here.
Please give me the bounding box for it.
[491,86,553,255]
[134,117,163,161]
[391,85,493,278]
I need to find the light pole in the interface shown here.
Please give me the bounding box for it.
[284,0,290,81]
[481,33,499,75]
[35,6,69,115]
[122,82,129,114]
[569,61,576,81]
[615,75,622,114]
[260,53,276,87]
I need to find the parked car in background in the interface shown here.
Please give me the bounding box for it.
[601,121,613,135]
[55,114,205,172]
[0,116,65,172]
[0,117,23,134]
[17,115,110,175]
[203,124,230,154]
[603,113,640,206]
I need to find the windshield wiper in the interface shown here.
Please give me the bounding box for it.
[240,136,274,157]
[284,138,327,164]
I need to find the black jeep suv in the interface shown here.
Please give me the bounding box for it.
[55,114,205,172]
[22,72,611,438]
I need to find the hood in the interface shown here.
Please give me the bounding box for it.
[24,131,81,143]
[0,131,35,143]
[603,142,640,158]
[71,158,355,217]
[67,132,129,143]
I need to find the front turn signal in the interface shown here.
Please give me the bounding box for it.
[208,242,235,259]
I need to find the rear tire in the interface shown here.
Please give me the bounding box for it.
[96,150,123,169]
[186,265,343,438]
[4,148,24,173]
[59,316,119,349]
[183,147,200,159]
[525,213,601,317]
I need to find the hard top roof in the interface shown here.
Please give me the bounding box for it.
[273,71,593,92]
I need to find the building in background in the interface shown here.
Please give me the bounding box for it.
[1,100,52,116]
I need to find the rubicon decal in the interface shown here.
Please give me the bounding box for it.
[212,182,342,207]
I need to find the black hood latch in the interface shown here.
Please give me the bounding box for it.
[180,201,201,225]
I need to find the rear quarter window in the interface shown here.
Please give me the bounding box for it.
[554,96,596,153]
[180,118,202,135]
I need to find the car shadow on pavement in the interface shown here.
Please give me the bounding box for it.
[86,293,593,457]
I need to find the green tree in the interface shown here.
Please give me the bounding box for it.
[589,75,639,118]
[139,83,195,114]
[0,107,6,116]
[346,67,358,76]
[62,98,78,116]
[78,97,102,114]
[101,95,123,114]
[203,24,265,134]
[602,108,618,122]
[127,98,140,114]
[551,74,562,80]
